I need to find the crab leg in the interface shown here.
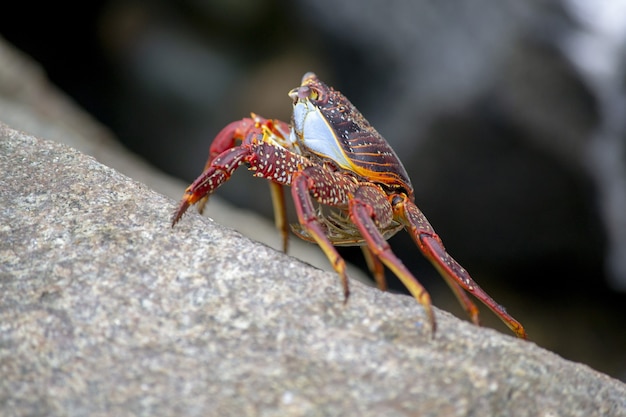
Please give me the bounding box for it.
[194,114,292,221]
[207,119,255,163]
[268,182,290,252]
[189,117,256,215]
[291,169,351,301]
[393,194,527,339]
[349,186,436,334]
[291,168,436,334]
[439,276,481,327]
[173,139,310,226]
[171,146,253,225]
[361,246,387,291]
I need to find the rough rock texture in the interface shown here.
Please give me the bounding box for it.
[1,124,625,416]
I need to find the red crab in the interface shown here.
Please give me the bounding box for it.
[172,72,526,339]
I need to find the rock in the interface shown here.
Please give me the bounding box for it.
[1,123,625,416]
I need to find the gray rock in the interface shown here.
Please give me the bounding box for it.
[1,124,625,416]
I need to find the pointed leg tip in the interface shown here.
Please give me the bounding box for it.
[342,289,350,305]
[516,327,528,340]
[171,199,191,227]
[429,329,436,340]
[281,237,289,253]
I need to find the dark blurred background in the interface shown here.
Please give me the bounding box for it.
[2,0,626,380]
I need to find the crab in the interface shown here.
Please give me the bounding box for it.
[171,72,526,339]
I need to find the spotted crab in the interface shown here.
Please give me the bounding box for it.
[172,72,526,338]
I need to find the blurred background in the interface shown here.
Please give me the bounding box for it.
[2,0,625,380]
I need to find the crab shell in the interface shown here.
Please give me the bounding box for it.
[288,73,414,199]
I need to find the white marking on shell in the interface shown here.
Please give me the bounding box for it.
[291,99,353,170]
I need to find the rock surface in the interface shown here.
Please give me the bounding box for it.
[2,124,625,416]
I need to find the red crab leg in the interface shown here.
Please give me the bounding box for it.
[193,114,292,215]
[171,146,253,225]
[204,114,292,166]
[393,194,527,339]
[207,118,256,163]
[182,114,294,252]
[440,276,481,326]
[172,136,313,226]
[291,166,436,334]
[291,169,351,301]
[193,117,259,215]
[349,186,435,334]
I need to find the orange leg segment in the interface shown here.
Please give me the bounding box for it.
[361,246,387,291]
[269,182,290,253]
